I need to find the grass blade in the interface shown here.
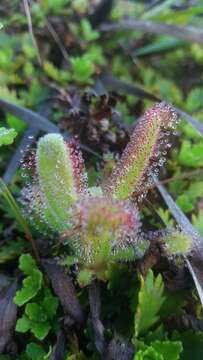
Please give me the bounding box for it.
[0,178,39,261]
[134,38,186,57]
[100,20,203,45]
[100,74,160,101]
[0,99,59,133]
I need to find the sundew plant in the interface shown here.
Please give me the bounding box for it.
[2,2,203,359]
[21,102,191,284]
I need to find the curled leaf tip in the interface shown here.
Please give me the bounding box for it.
[104,102,178,200]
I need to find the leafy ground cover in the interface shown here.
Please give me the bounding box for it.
[1,1,203,359]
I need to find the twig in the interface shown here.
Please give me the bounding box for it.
[106,333,134,360]
[46,20,69,63]
[100,19,203,45]
[100,74,160,101]
[159,169,203,186]
[23,0,42,66]
[88,281,107,357]
[42,260,84,326]
[49,330,65,360]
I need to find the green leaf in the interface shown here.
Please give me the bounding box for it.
[177,182,203,213]
[176,194,194,213]
[134,340,182,360]
[144,324,166,344]
[31,321,51,340]
[0,127,17,146]
[185,87,203,113]
[0,238,28,264]
[134,346,163,360]
[43,61,70,85]
[14,255,42,306]
[14,254,43,306]
[151,340,182,360]
[134,37,185,57]
[42,289,58,319]
[134,270,165,337]
[25,303,48,322]
[172,331,203,360]
[6,113,26,133]
[16,314,30,333]
[192,210,203,236]
[36,134,86,232]
[104,103,177,200]
[26,343,46,360]
[19,254,38,275]
[70,55,94,84]
[178,140,203,168]
[0,179,33,240]
[81,19,99,41]
[14,269,42,306]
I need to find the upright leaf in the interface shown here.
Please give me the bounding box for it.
[34,134,87,231]
[135,270,165,337]
[104,102,178,200]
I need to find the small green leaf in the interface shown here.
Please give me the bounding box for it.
[16,314,30,333]
[0,238,28,264]
[42,289,58,319]
[192,210,203,236]
[70,55,94,84]
[0,127,17,146]
[134,346,163,360]
[25,303,47,322]
[134,270,165,336]
[14,255,42,306]
[151,340,182,360]
[176,194,194,213]
[81,19,99,41]
[31,321,51,340]
[26,343,46,360]
[14,269,42,306]
[185,87,203,112]
[178,140,203,168]
[19,254,37,275]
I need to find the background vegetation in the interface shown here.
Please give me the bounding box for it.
[1,1,203,359]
